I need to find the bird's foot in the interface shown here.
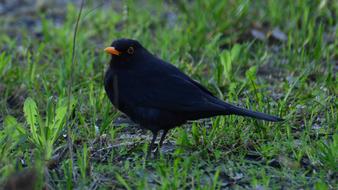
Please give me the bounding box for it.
[153,146,160,158]
[146,144,161,160]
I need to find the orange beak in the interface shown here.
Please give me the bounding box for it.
[104,47,121,55]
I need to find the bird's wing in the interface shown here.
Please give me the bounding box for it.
[118,66,226,113]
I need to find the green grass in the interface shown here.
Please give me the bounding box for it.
[0,0,337,189]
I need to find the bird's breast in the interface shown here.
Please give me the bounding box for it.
[104,68,122,108]
[104,68,136,115]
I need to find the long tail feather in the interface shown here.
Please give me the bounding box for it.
[225,103,283,122]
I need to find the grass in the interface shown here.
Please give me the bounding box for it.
[0,0,337,189]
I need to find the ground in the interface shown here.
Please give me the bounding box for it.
[0,0,337,189]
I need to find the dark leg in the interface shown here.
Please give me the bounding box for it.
[155,130,168,155]
[147,131,158,159]
[159,130,168,148]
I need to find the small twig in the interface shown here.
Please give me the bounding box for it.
[93,142,138,153]
[82,1,106,20]
[65,0,85,183]
[90,141,143,163]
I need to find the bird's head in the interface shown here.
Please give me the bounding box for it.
[104,38,145,65]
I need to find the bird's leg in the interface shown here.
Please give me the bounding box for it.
[155,129,168,155]
[159,130,168,148]
[147,131,158,159]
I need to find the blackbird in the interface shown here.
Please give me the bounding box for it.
[104,38,282,155]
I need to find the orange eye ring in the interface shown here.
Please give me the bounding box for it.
[127,47,134,54]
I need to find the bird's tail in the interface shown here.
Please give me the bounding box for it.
[223,103,283,122]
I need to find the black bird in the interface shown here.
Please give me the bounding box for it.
[104,38,282,155]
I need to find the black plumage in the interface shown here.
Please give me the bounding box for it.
[104,38,282,155]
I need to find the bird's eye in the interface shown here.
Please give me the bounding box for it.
[127,47,134,54]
